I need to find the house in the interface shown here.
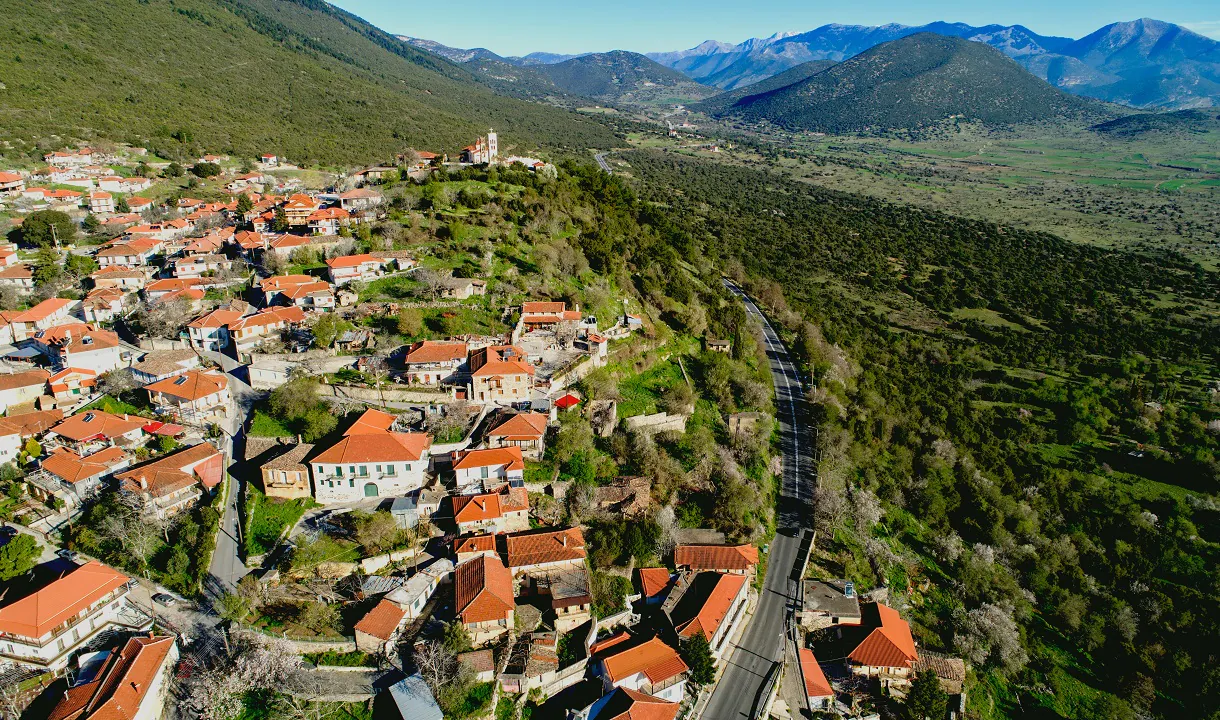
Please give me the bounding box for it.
[182,233,228,256]
[0,561,151,671]
[88,192,115,215]
[126,196,154,214]
[326,254,386,286]
[173,253,231,279]
[260,154,279,167]
[438,277,486,299]
[186,307,244,351]
[846,602,918,686]
[143,279,204,308]
[27,324,123,374]
[0,246,17,268]
[307,207,350,235]
[468,345,534,404]
[500,631,561,695]
[673,543,759,575]
[96,236,163,267]
[520,301,581,332]
[91,266,150,291]
[798,579,861,630]
[798,648,835,711]
[335,329,374,352]
[144,370,230,424]
[662,571,749,661]
[282,193,321,226]
[10,298,79,341]
[452,446,525,494]
[0,370,51,413]
[228,306,306,353]
[44,149,94,167]
[0,172,26,196]
[259,443,313,499]
[385,558,454,620]
[402,341,467,386]
[504,527,586,576]
[260,274,315,303]
[47,367,99,402]
[706,338,731,354]
[114,442,224,517]
[249,358,299,390]
[598,636,688,703]
[574,687,679,720]
[458,650,496,683]
[454,534,497,564]
[279,280,336,311]
[337,188,384,212]
[388,674,443,720]
[130,349,199,385]
[354,599,407,654]
[485,412,547,459]
[47,634,178,720]
[0,264,34,291]
[309,409,431,503]
[33,446,130,508]
[450,487,529,534]
[454,554,514,645]
[636,568,675,606]
[48,410,147,453]
[0,409,62,465]
[80,288,127,323]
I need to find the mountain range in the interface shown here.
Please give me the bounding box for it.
[646,18,1220,109]
[699,34,1103,132]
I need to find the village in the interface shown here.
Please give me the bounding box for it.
[0,133,966,720]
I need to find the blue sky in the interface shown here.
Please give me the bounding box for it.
[330,0,1220,55]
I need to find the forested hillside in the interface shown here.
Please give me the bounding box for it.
[713,34,1107,132]
[617,149,1218,719]
[0,0,616,164]
[694,60,836,116]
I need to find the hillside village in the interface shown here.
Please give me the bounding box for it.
[0,133,966,720]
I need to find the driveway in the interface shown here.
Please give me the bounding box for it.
[701,280,815,720]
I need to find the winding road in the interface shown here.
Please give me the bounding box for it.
[702,280,815,720]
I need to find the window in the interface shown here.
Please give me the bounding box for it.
[404,464,411,473]
[335,466,343,478]
[480,466,488,480]
[348,465,356,475]
[348,479,355,488]
[375,465,381,474]
[359,465,368,477]
[384,465,396,476]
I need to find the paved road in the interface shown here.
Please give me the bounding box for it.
[594,152,612,173]
[702,280,814,720]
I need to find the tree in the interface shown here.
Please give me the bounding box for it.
[32,246,63,287]
[300,407,337,442]
[271,206,289,233]
[22,438,41,460]
[235,193,253,216]
[956,603,1028,676]
[396,308,423,336]
[115,196,131,214]
[13,210,75,247]
[163,162,184,178]
[355,510,400,554]
[191,162,221,178]
[270,377,322,420]
[217,591,251,623]
[64,252,99,280]
[681,631,715,685]
[297,601,340,633]
[442,621,473,654]
[0,534,39,580]
[83,214,101,233]
[905,669,948,720]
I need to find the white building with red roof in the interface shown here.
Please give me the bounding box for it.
[798,648,835,711]
[485,411,548,459]
[114,442,224,517]
[0,171,26,197]
[597,636,688,703]
[308,207,351,235]
[0,561,151,671]
[10,298,79,341]
[309,409,431,503]
[0,369,51,413]
[468,345,534,404]
[673,543,759,576]
[47,367,98,402]
[452,446,525,494]
[47,634,178,720]
[144,370,230,425]
[27,323,123,374]
[402,340,468,386]
[662,571,749,661]
[325,254,387,286]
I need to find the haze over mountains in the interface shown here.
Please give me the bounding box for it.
[648,18,1220,109]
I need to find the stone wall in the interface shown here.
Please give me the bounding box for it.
[622,411,688,436]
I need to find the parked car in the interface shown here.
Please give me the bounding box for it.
[57,549,78,561]
[153,593,177,607]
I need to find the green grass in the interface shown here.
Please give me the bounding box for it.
[524,459,556,486]
[249,410,294,438]
[80,394,142,416]
[304,649,377,667]
[616,359,685,417]
[244,485,312,556]
[448,682,495,719]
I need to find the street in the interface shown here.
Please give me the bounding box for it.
[594,152,612,173]
[702,280,815,720]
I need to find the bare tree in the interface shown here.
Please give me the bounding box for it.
[415,268,450,299]
[413,639,458,695]
[184,631,304,720]
[655,505,678,558]
[555,320,578,348]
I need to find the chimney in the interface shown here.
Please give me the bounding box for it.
[561,534,567,547]
[139,478,148,490]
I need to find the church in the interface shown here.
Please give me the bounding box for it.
[461,129,498,164]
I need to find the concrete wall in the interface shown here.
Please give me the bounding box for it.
[320,383,454,405]
[622,412,687,436]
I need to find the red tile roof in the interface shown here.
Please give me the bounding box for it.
[0,408,63,437]
[0,369,50,392]
[672,572,746,641]
[0,561,129,638]
[522,301,566,314]
[326,253,381,269]
[403,340,467,364]
[469,345,534,378]
[848,602,918,669]
[454,554,514,625]
[354,599,406,641]
[798,648,834,699]
[504,528,586,569]
[637,568,674,600]
[452,493,502,524]
[454,534,496,556]
[674,544,759,572]
[144,370,228,402]
[310,432,429,465]
[602,637,688,685]
[51,410,147,442]
[344,409,397,435]
[114,442,223,496]
[41,447,127,485]
[488,412,547,441]
[48,635,176,720]
[593,687,680,720]
[452,446,525,472]
[13,298,75,323]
